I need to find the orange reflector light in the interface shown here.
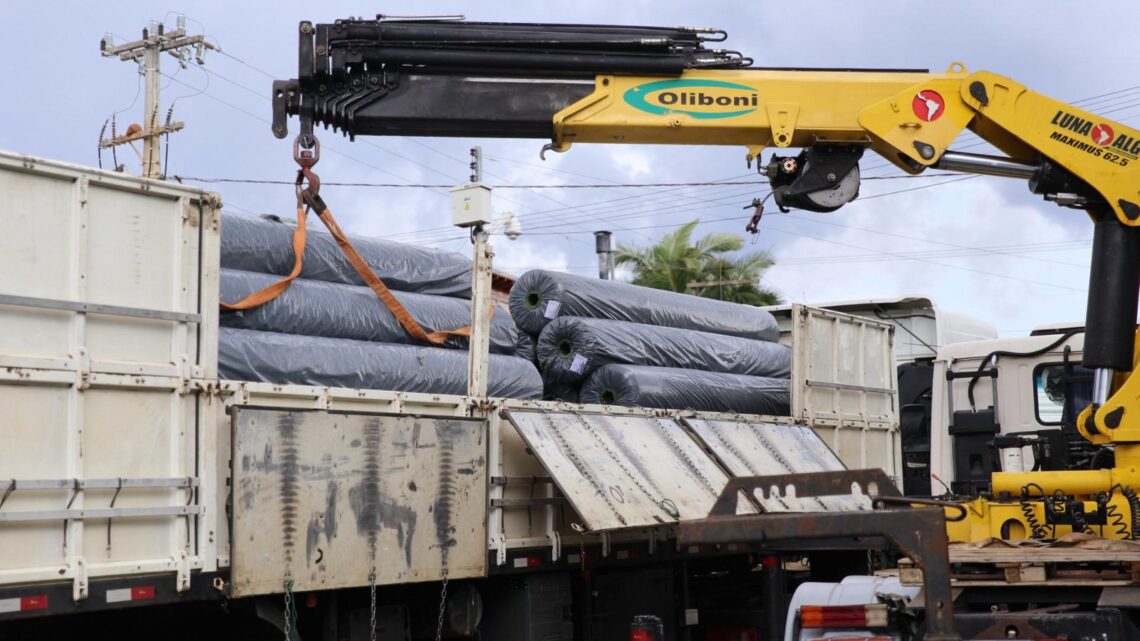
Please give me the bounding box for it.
[800,603,889,628]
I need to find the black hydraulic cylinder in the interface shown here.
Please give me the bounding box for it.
[1083,218,1140,371]
[348,46,695,74]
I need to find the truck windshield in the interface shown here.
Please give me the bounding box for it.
[1034,362,1093,426]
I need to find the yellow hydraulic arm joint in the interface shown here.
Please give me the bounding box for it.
[549,64,1140,224]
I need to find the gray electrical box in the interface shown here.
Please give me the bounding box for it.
[450,183,493,227]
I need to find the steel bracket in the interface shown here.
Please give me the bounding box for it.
[680,469,959,641]
[71,557,88,602]
[176,550,191,592]
[494,534,507,567]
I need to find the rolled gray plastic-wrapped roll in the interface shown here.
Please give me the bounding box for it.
[220,269,517,354]
[537,316,791,384]
[509,269,779,340]
[221,213,473,297]
[580,365,790,415]
[218,328,542,399]
[515,332,537,363]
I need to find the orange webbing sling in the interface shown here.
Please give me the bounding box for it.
[218,182,474,345]
[218,204,309,313]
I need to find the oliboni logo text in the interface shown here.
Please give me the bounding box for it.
[623,79,759,119]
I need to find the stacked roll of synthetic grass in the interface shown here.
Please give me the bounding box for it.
[509,270,789,413]
[217,213,542,398]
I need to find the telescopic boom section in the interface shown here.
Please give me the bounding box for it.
[272,17,747,140]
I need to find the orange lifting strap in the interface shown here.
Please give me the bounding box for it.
[219,184,475,346]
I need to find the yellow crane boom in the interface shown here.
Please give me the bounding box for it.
[272,16,1140,542]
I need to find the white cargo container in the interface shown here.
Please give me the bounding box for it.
[0,151,898,635]
[0,152,220,605]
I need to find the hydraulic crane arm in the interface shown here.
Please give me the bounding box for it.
[271,17,1138,221]
[272,16,1140,466]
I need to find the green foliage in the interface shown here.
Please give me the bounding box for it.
[614,220,780,305]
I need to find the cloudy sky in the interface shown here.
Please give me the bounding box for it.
[5,1,1139,336]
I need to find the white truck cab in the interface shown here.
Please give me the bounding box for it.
[925,325,1094,496]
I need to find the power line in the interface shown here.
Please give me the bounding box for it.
[509,240,1091,271]
[170,42,1132,281]
[215,49,277,79]
[785,212,1088,268]
[380,169,762,241]
[429,175,981,243]
[192,38,1010,247]
[514,176,977,238]
[761,223,1087,294]
[158,71,453,191]
[171,173,955,190]
[188,61,603,245]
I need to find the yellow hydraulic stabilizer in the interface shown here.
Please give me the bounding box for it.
[946,493,1140,542]
[944,331,1140,543]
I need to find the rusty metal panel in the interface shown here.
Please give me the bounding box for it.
[230,408,486,597]
[504,410,743,531]
[682,418,869,512]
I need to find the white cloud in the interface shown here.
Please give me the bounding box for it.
[764,178,1090,334]
[492,238,571,277]
[608,148,654,179]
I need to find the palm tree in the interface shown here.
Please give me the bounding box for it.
[615,220,780,305]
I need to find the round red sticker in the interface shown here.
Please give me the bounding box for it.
[912,90,945,122]
[1091,123,1115,146]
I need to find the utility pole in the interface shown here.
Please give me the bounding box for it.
[99,16,214,179]
[452,146,494,403]
[469,145,483,183]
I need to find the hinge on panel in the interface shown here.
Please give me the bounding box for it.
[495,534,507,567]
[179,354,192,394]
[71,557,89,602]
[176,550,191,592]
[76,347,91,391]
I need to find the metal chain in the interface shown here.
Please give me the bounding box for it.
[540,409,626,526]
[368,568,377,641]
[657,418,719,497]
[570,411,678,519]
[435,570,449,641]
[282,578,296,641]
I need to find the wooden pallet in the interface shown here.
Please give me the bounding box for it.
[898,546,1140,587]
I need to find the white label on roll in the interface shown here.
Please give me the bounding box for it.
[543,300,561,319]
[569,354,589,374]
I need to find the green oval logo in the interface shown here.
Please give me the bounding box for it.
[623,79,758,119]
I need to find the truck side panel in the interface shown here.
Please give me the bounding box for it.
[791,305,900,483]
[0,152,219,596]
